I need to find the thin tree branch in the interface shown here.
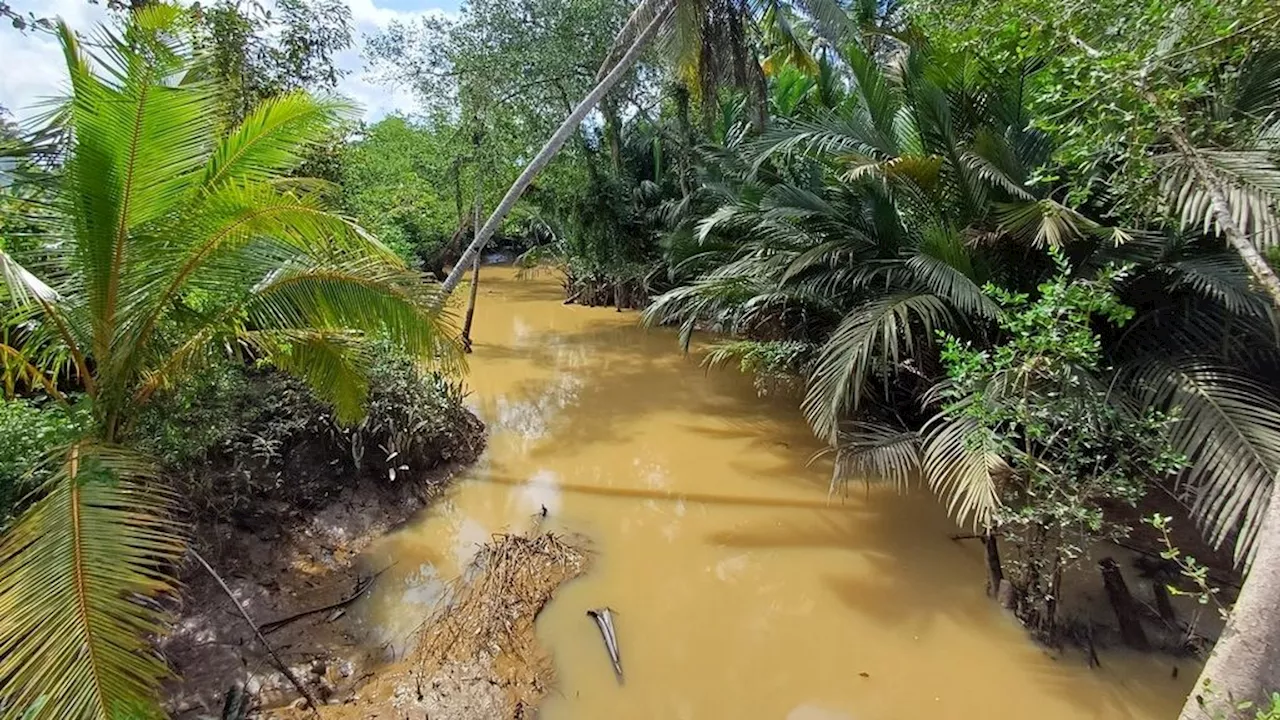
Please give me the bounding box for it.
[190,549,322,715]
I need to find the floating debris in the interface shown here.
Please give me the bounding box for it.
[587,607,624,684]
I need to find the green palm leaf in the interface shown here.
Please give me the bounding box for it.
[0,443,183,719]
[802,291,955,442]
[920,406,1006,529]
[830,421,921,494]
[202,92,355,190]
[1122,360,1280,564]
[1159,149,1280,249]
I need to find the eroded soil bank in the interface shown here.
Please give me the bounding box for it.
[159,369,486,718]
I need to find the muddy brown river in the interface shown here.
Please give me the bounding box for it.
[355,267,1193,719]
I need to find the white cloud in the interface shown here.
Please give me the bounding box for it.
[0,0,455,125]
[0,0,110,123]
[336,0,458,121]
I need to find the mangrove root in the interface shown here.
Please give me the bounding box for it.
[1100,557,1150,651]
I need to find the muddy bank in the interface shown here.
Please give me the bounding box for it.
[161,467,469,717]
[158,366,487,718]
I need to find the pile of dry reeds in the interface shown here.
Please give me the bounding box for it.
[411,532,589,714]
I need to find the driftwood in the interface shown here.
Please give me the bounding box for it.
[983,532,1004,598]
[260,567,389,635]
[1109,538,1241,589]
[191,549,321,715]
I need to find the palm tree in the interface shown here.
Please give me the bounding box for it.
[646,33,1280,660]
[647,42,1088,440]
[1146,46,1280,720]
[0,8,458,717]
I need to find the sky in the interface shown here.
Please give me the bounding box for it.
[0,0,460,125]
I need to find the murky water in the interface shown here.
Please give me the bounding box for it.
[358,267,1192,719]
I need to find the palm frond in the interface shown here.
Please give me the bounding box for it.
[802,291,955,442]
[202,92,354,191]
[920,406,1005,529]
[1159,149,1280,249]
[830,421,921,494]
[246,329,371,424]
[244,260,464,375]
[995,198,1098,247]
[0,250,60,305]
[907,225,999,319]
[1121,360,1280,564]
[0,442,183,719]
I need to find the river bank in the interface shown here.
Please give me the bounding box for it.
[164,267,1215,719]
[157,366,487,718]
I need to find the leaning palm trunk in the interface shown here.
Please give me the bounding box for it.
[438,0,675,297]
[1168,130,1280,307]
[461,189,482,352]
[1179,491,1280,719]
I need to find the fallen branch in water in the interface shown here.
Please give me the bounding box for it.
[191,549,321,715]
[261,565,392,635]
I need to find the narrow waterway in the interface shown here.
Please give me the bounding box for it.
[357,267,1192,719]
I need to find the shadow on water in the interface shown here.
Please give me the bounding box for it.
[468,471,872,513]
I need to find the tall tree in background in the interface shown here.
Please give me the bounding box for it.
[192,0,353,124]
[424,0,777,299]
[368,0,639,334]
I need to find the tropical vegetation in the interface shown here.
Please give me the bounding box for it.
[2,0,1280,717]
[0,6,457,717]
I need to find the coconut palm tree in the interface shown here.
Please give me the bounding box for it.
[0,8,458,717]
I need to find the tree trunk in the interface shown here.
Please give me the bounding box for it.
[984,530,1004,598]
[438,1,674,298]
[1179,491,1280,719]
[1170,125,1280,719]
[1100,557,1150,651]
[604,97,624,175]
[674,82,693,202]
[460,185,482,352]
[1168,129,1280,308]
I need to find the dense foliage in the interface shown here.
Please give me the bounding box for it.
[3,0,1280,716]
[931,255,1185,640]
[0,398,81,528]
[135,351,481,518]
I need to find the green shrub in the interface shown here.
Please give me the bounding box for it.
[343,344,480,480]
[0,397,82,528]
[132,347,483,518]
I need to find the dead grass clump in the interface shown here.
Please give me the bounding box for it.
[411,531,589,715]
